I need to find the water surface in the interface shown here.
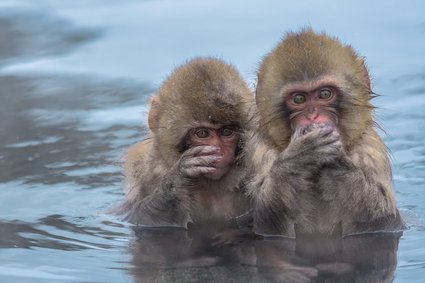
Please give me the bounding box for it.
[0,1,424,282]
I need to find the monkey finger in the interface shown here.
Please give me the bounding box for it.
[186,145,221,157]
[291,135,337,154]
[321,137,343,151]
[293,126,309,138]
[184,166,217,178]
[316,126,338,139]
[315,143,344,161]
[295,127,335,145]
[182,146,205,157]
[320,136,341,148]
[308,130,341,149]
[304,123,324,133]
[181,148,220,164]
[315,147,341,159]
[182,156,220,168]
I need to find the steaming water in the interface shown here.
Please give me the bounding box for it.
[1,1,424,282]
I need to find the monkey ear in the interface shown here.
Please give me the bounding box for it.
[148,96,160,133]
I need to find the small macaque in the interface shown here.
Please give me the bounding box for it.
[116,58,254,228]
[247,29,404,237]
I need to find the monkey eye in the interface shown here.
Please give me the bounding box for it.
[319,88,333,100]
[292,93,306,104]
[195,128,210,138]
[220,126,235,137]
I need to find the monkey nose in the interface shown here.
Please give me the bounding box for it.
[307,111,319,121]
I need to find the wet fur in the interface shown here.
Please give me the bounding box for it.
[247,29,404,237]
[116,58,254,228]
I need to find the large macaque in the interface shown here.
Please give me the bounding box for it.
[117,58,254,228]
[247,29,404,237]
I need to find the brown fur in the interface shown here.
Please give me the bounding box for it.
[247,29,404,237]
[154,58,254,166]
[256,29,372,151]
[116,58,254,227]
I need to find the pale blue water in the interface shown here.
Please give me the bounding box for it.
[0,1,424,282]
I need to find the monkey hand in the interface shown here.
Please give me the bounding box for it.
[283,123,344,169]
[177,145,222,179]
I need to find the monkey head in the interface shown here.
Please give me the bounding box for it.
[256,28,374,151]
[148,58,253,171]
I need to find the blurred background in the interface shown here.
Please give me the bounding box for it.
[0,0,424,282]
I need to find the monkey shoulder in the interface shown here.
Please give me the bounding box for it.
[125,140,151,163]
[247,134,279,170]
[347,128,390,173]
[124,139,168,194]
[346,128,396,204]
[126,139,166,169]
[242,134,285,205]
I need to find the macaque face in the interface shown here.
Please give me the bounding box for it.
[284,84,338,132]
[187,124,240,180]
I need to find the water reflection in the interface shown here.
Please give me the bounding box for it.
[128,225,401,283]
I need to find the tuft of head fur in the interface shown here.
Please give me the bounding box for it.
[256,28,374,151]
[150,57,254,166]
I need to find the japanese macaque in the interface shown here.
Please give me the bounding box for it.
[247,29,404,237]
[117,58,254,228]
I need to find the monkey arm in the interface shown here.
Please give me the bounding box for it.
[126,168,194,228]
[256,125,343,234]
[118,141,194,228]
[319,131,404,235]
[246,138,298,237]
[246,127,336,237]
